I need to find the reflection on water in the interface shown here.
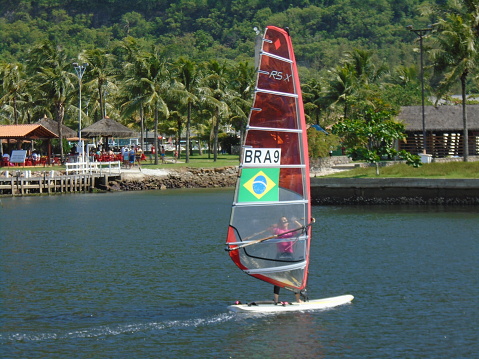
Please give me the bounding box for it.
[1,191,478,358]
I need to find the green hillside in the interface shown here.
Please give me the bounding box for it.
[0,0,432,72]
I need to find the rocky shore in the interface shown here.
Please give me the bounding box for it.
[108,166,238,191]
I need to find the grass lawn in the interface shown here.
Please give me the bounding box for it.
[6,153,240,172]
[326,161,479,179]
[140,153,240,169]
[5,155,479,179]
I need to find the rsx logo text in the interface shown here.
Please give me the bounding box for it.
[269,71,292,82]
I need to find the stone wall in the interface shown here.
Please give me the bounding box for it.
[107,167,238,191]
[311,177,479,205]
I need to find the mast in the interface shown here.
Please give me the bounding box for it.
[225,26,312,293]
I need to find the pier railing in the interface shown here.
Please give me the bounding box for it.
[65,161,121,175]
[0,172,94,196]
[1,161,122,196]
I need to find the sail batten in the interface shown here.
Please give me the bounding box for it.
[233,199,309,207]
[255,88,298,98]
[245,261,307,274]
[225,26,312,293]
[246,126,303,133]
[259,51,294,63]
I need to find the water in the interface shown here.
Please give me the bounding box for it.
[1,190,478,358]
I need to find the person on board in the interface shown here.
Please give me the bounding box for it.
[270,216,303,303]
[274,285,301,304]
[270,216,302,257]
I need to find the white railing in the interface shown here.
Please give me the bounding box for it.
[65,161,121,175]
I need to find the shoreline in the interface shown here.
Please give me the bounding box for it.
[2,166,479,204]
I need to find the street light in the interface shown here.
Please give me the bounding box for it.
[73,62,88,162]
[407,25,431,154]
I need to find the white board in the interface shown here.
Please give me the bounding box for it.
[228,294,354,313]
[10,150,27,164]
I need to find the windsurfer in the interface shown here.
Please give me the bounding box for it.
[271,216,303,303]
[270,216,301,257]
[274,285,302,304]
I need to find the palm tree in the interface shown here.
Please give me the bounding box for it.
[27,40,75,160]
[142,52,175,164]
[0,62,30,125]
[120,42,151,154]
[228,61,255,149]
[80,49,117,122]
[425,1,479,161]
[302,77,325,125]
[324,49,387,118]
[202,60,238,161]
[323,63,357,118]
[344,49,387,85]
[174,57,202,163]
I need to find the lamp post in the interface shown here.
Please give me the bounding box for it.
[407,25,431,154]
[73,62,88,162]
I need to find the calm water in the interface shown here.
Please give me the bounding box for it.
[1,190,478,358]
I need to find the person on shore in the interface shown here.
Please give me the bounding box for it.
[135,146,143,166]
[128,146,135,168]
[121,146,129,167]
[32,151,40,165]
[161,146,166,163]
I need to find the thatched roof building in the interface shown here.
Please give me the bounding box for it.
[397,105,479,158]
[397,105,479,131]
[81,117,138,138]
[36,116,77,139]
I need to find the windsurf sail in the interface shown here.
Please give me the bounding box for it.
[225,26,312,294]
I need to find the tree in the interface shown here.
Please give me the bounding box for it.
[332,105,421,175]
[80,48,117,122]
[119,38,149,153]
[202,60,237,161]
[323,49,387,118]
[141,51,184,165]
[307,127,340,159]
[27,40,75,160]
[174,57,202,163]
[302,78,325,125]
[228,61,255,149]
[0,62,29,124]
[424,0,479,161]
[381,65,424,106]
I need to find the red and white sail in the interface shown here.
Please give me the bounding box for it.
[225,26,312,293]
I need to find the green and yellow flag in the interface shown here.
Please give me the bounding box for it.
[238,168,279,202]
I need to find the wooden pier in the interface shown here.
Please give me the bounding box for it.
[0,161,122,196]
[0,173,98,196]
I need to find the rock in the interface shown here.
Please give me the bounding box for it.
[111,167,238,191]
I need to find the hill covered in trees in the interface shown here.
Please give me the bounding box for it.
[2,0,478,162]
[1,0,434,72]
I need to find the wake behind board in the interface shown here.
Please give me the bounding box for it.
[228,294,354,313]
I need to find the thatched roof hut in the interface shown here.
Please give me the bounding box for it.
[397,105,479,157]
[397,105,479,131]
[81,117,138,138]
[36,116,77,139]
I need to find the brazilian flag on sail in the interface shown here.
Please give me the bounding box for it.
[238,168,279,202]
